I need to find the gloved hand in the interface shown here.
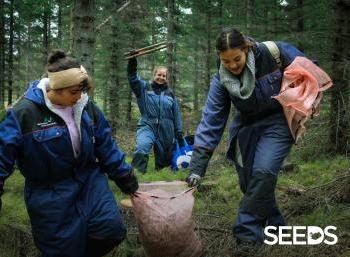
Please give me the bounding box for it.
[127,57,137,76]
[114,172,139,194]
[186,173,201,187]
[176,131,184,146]
[175,131,183,140]
[185,146,213,187]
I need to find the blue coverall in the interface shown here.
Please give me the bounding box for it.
[192,41,304,244]
[128,74,183,172]
[0,81,131,256]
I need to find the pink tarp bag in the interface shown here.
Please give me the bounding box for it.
[273,56,333,140]
[131,188,202,257]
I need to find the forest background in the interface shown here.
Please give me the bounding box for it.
[0,0,349,257]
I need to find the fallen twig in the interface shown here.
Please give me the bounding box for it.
[305,174,350,192]
[196,226,231,233]
[277,185,306,195]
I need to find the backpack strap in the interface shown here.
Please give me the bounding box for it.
[262,41,282,69]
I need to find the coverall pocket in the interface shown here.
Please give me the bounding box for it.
[259,69,283,99]
[32,127,63,142]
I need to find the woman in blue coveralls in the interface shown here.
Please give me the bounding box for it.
[0,50,138,257]
[127,57,183,173]
[186,28,305,246]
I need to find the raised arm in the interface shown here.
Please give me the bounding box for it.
[127,57,148,97]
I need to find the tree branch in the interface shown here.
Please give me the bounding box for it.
[196,226,231,233]
[96,1,131,32]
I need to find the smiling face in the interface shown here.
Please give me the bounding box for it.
[48,84,84,107]
[153,68,168,85]
[219,47,248,76]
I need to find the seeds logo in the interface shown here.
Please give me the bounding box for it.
[264,226,338,245]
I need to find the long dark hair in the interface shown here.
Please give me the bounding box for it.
[215,27,252,53]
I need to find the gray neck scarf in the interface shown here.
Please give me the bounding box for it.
[219,50,256,99]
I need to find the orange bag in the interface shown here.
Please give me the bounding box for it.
[131,188,202,257]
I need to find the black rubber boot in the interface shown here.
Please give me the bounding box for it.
[131,153,149,174]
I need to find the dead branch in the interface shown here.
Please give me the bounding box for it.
[96,1,131,32]
[277,185,306,196]
[196,226,231,233]
[305,174,350,192]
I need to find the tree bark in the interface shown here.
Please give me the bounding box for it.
[271,0,278,37]
[7,0,14,106]
[167,0,176,92]
[70,0,96,76]
[193,40,200,119]
[329,0,350,154]
[245,0,254,34]
[205,0,212,92]
[57,0,62,43]
[296,0,304,51]
[43,0,51,65]
[108,0,122,133]
[0,0,5,106]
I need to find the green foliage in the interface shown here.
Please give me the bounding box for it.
[0,154,349,256]
[279,155,349,188]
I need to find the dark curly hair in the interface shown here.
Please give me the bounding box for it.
[46,49,80,72]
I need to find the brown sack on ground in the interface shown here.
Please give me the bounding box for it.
[131,188,202,257]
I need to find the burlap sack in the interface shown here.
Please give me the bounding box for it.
[131,188,202,257]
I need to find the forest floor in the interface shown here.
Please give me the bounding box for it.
[0,129,349,257]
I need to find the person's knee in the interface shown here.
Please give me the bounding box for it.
[240,171,278,217]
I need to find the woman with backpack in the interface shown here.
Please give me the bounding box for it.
[0,49,138,257]
[186,27,306,247]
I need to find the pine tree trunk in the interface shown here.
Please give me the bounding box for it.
[245,0,254,34]
[108,0,122,133]
[14,26,21,99]
[193,41,199,119]
[70,0,96,76]
[7,0,14,106]
[167,0,176,92]
[57,0,62,43]
[43,0,51,65]
[205,0,212,92]
[296,0,304,51]
[0,0,5,106]
[218,0,223,26]
[329,0,350,154]
[126,34,136,127]
[271,0,278,37]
